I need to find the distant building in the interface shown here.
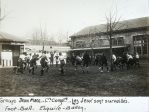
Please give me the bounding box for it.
[69,17,149,58]
[24,45,70,53]
[0,32,26,67]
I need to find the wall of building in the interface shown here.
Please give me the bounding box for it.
[1,44,22,66]
[73,35,109,48]
[71,29,149,58]
[73,30,148,46]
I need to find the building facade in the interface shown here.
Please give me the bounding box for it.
[0,32,26,67]
[70,17,149,58]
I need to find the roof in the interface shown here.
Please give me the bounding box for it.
[71,16,149,37]
[0,31,27,43]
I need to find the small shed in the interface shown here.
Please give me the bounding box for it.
[0,32,26,67]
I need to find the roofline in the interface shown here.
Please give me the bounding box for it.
[70,26,149,38]
[0,40,27,43]
[0,32,27,43]
[70,16,149,38]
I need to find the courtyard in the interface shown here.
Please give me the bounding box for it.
[0,62,149,96]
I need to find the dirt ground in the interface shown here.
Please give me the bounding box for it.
[0,62,149,96]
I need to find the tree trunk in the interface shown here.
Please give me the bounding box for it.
[109,34,113,71]
[109,22,113,71]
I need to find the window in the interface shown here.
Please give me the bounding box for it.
[133,35,149,55]
[112,38,117,46]
[75,41,85,48]
[99,39,109,46]
[117,37,124,45]
[112,37,124,46]
[133,36,142,46]
[103,39,109,46]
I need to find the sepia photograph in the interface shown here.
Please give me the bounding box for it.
[0,0,149,96]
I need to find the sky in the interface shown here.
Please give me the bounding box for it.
[0,0,148,42]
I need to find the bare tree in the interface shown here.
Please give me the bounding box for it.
[40,25,47,51]
[105,10,122,71]
[88,28,95,64]
[30,28,58,48]
[32,30,38,45]
[30,26,48,52]
[57,32,68,45]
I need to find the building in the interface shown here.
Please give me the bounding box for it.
[0,32,26,67]
[24,45,70,53]
[69,17,149,58]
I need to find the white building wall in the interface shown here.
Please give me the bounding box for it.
[72,30,149,55]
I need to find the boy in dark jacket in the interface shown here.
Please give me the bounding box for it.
[100,53,109,72]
